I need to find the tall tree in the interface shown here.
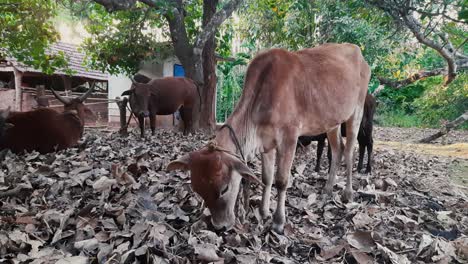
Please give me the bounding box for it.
[366,0,468,88]
[0,0,68,74]
[366,0,468,141]
[89,0,243,130]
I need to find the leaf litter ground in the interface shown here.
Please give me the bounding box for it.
[0,127,467,263]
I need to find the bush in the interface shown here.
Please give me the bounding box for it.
[415,73,468,129]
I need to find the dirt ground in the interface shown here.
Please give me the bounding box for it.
[0,126,467,263]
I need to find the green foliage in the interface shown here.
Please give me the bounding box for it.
[216,45,252,122]
[376,73,468,129]
[0,0,69,75]
[375,108,424,128]
[82,2,173,75]
[415,73,468,128]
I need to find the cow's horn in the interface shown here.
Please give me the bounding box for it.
[78,81,96,102]
[50,86,71,105]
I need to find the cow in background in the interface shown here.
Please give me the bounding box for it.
[0,83,95,154]
[122,77,201,137]
[167,43,371,233]
[298,93,377,173]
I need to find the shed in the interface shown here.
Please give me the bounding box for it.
[0,42,109,125]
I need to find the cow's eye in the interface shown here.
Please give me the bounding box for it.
[220,184,229,196]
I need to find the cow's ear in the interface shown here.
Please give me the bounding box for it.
[121,90,132,96]
[233,160,264,187]
[167,154,191,172]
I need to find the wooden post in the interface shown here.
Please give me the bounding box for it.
[36,85,49,108]
[13,68,23,111]
[116,97,128,136]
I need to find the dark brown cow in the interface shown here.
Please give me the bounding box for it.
[0,84,95,154]
[298,93,377,173]
[167,43,370,233]
[122,77,200,137]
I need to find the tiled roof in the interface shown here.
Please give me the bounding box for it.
[5,42,108,81]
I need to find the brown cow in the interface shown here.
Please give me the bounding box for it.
[167,43,370,233]
[121,77,200,137]
[0,84,95,154]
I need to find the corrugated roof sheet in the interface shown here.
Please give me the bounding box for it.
[5,42,108,81]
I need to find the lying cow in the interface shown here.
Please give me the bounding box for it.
[298,93,376,173]
[0,84,95,154]
[122,77,200,137]
[167,43,371,233]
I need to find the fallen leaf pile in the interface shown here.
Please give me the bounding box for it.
[0,127,467,263]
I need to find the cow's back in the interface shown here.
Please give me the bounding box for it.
[147,77,197,114]
[1,109,82,154]
[231,43,369,137]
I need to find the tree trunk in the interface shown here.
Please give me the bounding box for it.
[199,0,218,132]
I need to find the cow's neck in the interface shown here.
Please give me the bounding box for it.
[215,116,257,161]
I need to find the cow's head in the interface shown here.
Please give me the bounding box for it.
[167,146,263,231]
[50,82,96,125]
[121,79,151,118]
[0,107,14,137]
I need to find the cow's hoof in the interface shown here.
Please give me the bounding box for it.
[342,190,353,203]
[272,223,284,234]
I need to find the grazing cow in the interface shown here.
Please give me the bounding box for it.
[0,84,95,154]
[167,43,370,233]
[122,77,200,137]
[298,93,376,173]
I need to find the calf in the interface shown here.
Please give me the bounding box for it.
[122,77,200,137]
[298,93,376,173]
[0,84,95,154]
[167,43,370,233]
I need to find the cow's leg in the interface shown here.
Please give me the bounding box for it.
[181,107,193,135]
[315,137,325,172]
[260,149,276,219]
[357,142,365,173]
[365,137,373,174]
[343,109,363,202]
[149,115,156,136]
[327,140,332,173]
[324,126,341,196]
[138,115,145,138]
[272,136,297,234]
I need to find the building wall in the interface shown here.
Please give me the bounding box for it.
[108,56,183,131]
[0,89,15,109]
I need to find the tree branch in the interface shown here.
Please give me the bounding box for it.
[418,111,468,143]
[92,0,137,12]
[401,14,458,85]
[193,0,244,56]
[367,0,466,86]
[378,68,446,89]
[377,60,468,89]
